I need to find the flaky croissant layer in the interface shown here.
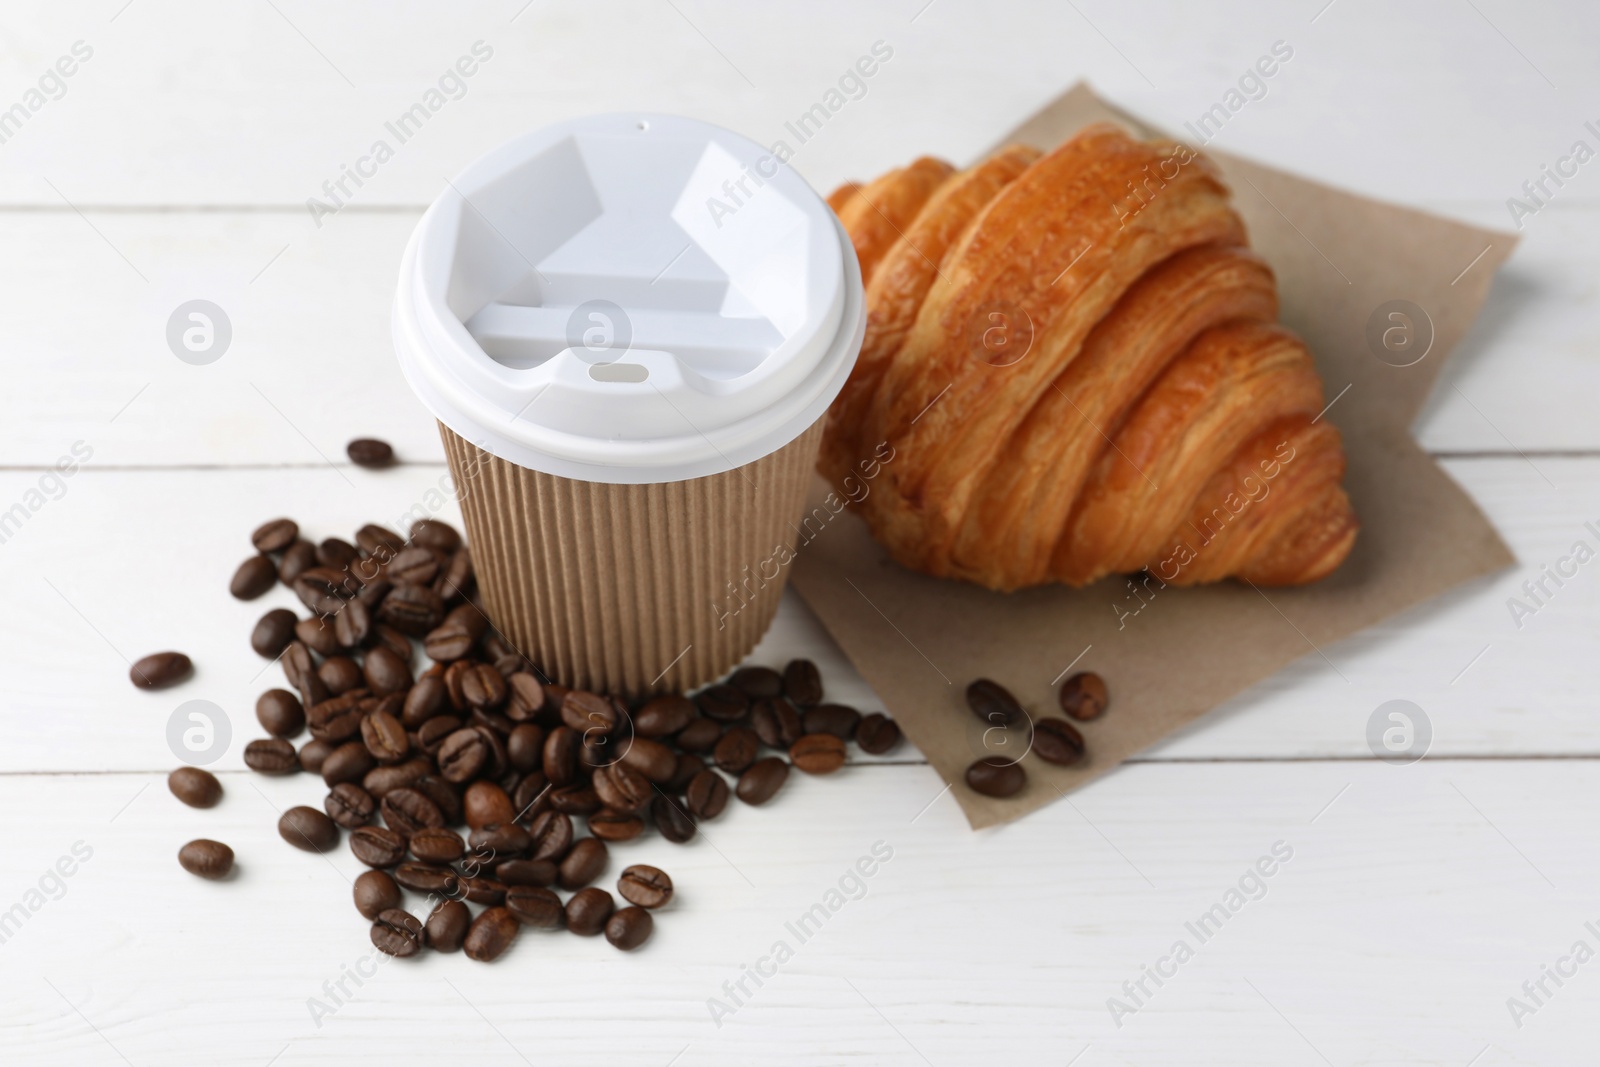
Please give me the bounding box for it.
[824,125,1357,591]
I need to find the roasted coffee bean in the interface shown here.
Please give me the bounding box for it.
[588,809,645,842]
[360,708,410,764]
[561,690,618,735]
[362,756,429,799]
[354,869,401,920]
[469,823,532,857]
[252,517,299,553]
[230,553,277,600]
[371,908,424,957]
[751,698,803,749]
[279,805,340,852]
[321,740,375,786]
[736,758,789,806]
[565,887,615,937]
[730,666,783,699]
[378,583,446,637]
[251,608,299,659]
[316,537,359,570]
[635,695,695,737]
[966,678,1024,727]
[498,859,558,888]
[855,713,901,755]
[506,672,545,721]
[356,523,405,558]
[464,906,520,962]
[332,599,373,650]
[592,762,652,814]
[790,733,847,775]
[438,727,490,783]
[459,663,508,712]
[294,569,353,616]
[528,810,573,863]
[685,770,730,819]
[411,775,464,825]
[403,675,450,728]
[675,717,721,754]
[426,898,471,952]
[168,766,222,808]
[1059,671,1109,721]
[549,784,601,816]
[381,787,444,835]
[668,751,707,793]
[712,727,760,775]
[295,615,342,656]
[965,756,1026,798]
[782,658,824,707]
[651,794,696,843]
[405,826,465,865]
[1032,717,1087,765]
[308,692,367,743]
[394,862,458,895]
[435,547,474,601]
[325,782,377,829]
[359,579,396,612]
[410,518,462,553]
[178,839,233,880]
[696,684,748,723]
[618,864,674,909]
[505,885,565,928]
[130,651,191,689]
[244,737,299,775]
[506,723,545,773]
[424,604,487,661]
[388,545,440,586]
[542,726,580,786]
[347,438,394,468]
[279,539,318,585]
[319,655,364,695]
[511,774,549,820]
[606,906,653,950]
[464,781,514,829]
[299,738,335,775]
[459,876,507,906]
[804,703,860,740]
[619,737,676,784]
[552,834,605,891]
[281,641,327,705]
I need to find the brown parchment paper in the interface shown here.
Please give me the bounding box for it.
[789,84,1517,829]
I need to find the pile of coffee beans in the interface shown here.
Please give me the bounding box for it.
[168,512,902,961]
[961,672,1108,799]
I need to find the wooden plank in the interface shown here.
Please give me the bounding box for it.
[0,457,1588,771]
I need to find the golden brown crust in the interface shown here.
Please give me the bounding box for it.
[832,157,955,287]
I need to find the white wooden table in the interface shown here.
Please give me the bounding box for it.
[2,2,1596,1063]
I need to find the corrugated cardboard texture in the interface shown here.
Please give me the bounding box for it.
[443,419,824,697]
[788,84,1518,829]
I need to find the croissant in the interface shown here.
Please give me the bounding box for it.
[823,124,1357,591]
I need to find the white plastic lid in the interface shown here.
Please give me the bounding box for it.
[394,113,864,484]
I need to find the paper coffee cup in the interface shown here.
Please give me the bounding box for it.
[394,113,864,695]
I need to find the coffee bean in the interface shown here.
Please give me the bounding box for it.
[394,862,459,895]
[617,737,676,785]
[588,809,645,842]
[280,540,318,585]
[696,684,748,723]
[230,554,277,600]
[510,774,549,820]
[426,899,471,952]
[505,885,565,929]
[506,723,544,773]
[378,583,446,637]
[713,727,760,774]
[244,737,299,775]
[459,876,508,906]
[651,794,695,843]
[252,517,299,553]
[1059,671,1108,721]
[318,655,364,695]
[675,717,721,754]
[321,741,375,786]
[167,767,222,808]
[565,887,614,937]
[464,781,514,829]
[560,690,616,736]
[408,826,466,864]
[299,738,334,775]
[782,659,824,706]
[592,762,652,814]
[730,666,782,699]
[498,858,558,887]
[438,727,490,783]
[966,678,1025,727]
[356,524,406,559]
[436,548,475,602]
[354,869,401,919]
[410,518,462,553]
[460,663,508,711]
[333,599,373,650]
[790,733,847,775]
[411,775,464,825]
[1032,717,1086,765]
[371,908,424,957]
[281,642,328,706]
[251,608,299,659]
[666,752,706,792]
[855,713,901,755]
[736,757,789,806]
[606,906,653,950]
[529,810,574,863]
[325,783,376,829]
[750,698,802,749]
[618,864,673,908]
[424,605,487,662]
[965,757,1026,798]
[542,726,580,786]
[178,839,233,880]
[469,823,531,857]
[363,756,429,799]
[347,438,394,468]
[634,695,694,738]
[316,539,358,572]
[388,545,440,586]
[130,651,191,690]
[804,703,861,740]
[685,770,729,819]
[381,787,444,835]
[550,784,601,816]
[558,837,609,889]
[464,906,520,961]
[295,616,342,657]
[279,805,340,852]
[403,675,450,728]
[506,672,545,721]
